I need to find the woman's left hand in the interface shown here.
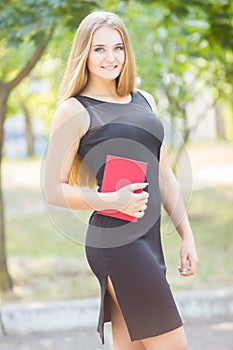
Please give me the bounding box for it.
[178,239,198,277]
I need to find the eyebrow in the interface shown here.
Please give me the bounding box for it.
[92,42,124,47]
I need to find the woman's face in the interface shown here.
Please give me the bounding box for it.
[87,26,125,82]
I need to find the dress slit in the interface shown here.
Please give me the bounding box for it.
[97,273,110,344]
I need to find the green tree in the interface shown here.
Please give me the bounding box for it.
[0,0,97,293]
[122,0,233,156]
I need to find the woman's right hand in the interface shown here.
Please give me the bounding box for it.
[114,183,149,218]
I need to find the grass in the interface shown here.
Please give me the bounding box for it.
[2,149,233,303]
[162,185,233,291]
[6,210,90,257]
[5,208,98,302]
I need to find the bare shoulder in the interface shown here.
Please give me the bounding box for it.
[137,89,158,113]
[51,97,90,136]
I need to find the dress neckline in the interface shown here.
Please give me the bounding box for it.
[78,92,134,105]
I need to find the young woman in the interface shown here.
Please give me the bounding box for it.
[45,11,198,350]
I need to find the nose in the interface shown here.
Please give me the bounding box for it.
[105,49,116,62]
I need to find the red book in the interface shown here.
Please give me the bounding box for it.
[97,155,148,222]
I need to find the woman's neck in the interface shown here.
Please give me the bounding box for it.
[83,77,118,98]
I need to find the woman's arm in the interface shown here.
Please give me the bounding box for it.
[159,145,198,276]
[44,98,148,217]
[138,89,198,276]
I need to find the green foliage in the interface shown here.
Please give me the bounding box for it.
[0,0,100,137]
[0,0,97,46]
[116,0,233,143]
[0,0,98,82]
[139,0,233,62]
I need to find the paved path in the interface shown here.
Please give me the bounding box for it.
[1,318,233,350]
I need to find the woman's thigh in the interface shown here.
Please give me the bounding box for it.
[107,276,187,350]
[107,276,146,350]
[141,326,188,350]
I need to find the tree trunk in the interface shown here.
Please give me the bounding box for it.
[0,25,55,293]
[215,103,226,140]
[0,84,13,293]
[21,102,35,157]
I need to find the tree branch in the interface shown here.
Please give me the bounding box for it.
[8,24,56,91]
[189,99,217,134]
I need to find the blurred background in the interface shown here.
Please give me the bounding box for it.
[0,0,232,305]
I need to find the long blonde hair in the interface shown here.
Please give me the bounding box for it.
[58,11,136,187]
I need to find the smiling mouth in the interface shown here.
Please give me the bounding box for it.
[101,66,118,70]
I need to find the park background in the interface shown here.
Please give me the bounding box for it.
[0,0,232,314]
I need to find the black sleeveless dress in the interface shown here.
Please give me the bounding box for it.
[75,91,183,344]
